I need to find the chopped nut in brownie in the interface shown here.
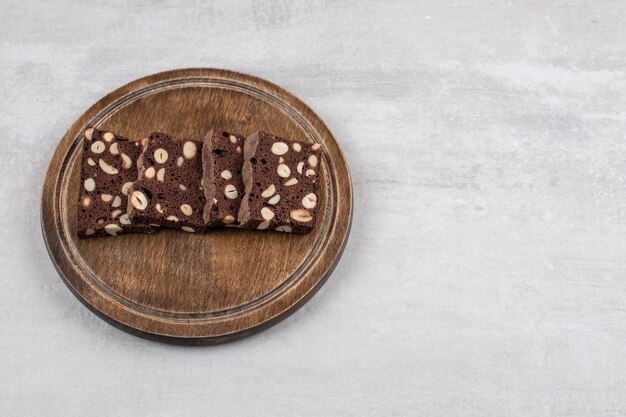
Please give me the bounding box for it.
[238,130,322,234]
[77,127,152,238]
[127,132,205,233]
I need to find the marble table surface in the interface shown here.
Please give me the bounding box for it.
[1,1,625,415]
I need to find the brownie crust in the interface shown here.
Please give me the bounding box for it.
[202,129,246,226]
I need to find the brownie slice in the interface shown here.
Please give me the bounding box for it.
[202,129,246,226]
[237,130,322,234]
[127,132,205,233]
[77,127,152,238]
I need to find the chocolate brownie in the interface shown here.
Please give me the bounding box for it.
[77,127,152,238]
[237,130,322,234]
[127,132,205,233]
[202,129,246,226]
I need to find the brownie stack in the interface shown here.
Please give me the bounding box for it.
[77,127,322,238]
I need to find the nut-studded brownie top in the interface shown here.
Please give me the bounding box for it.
[77,127,151,238]
[202,129,246,226]
[127,132,205,233]
[237,130,322,234]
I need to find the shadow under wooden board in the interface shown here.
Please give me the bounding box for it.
[41,68,352,345]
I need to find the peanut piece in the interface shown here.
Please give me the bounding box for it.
[131,191,148,210]
[261,207,275,221]
[91,141,105,154]
[225,184,238,199]
[302,193,317,209]
[267,194,281,205]
[290,209,313,222]
[183,141,197,159]
[104,223,122,236]
[154,148,168,163]
[121,181,133,196]
[271,142,289,155]
[277,164,291,178]
[121,153,132,169]
[261,184,276,198]
[99,158,119,175]
[180,204,193,216]
[144,167,155,179]
[84,178,95,192]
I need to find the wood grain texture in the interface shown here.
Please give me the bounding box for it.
[41,68,353,344]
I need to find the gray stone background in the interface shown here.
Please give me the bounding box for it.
[1,1,625,415]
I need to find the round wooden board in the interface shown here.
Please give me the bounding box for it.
[41,69,352,345]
